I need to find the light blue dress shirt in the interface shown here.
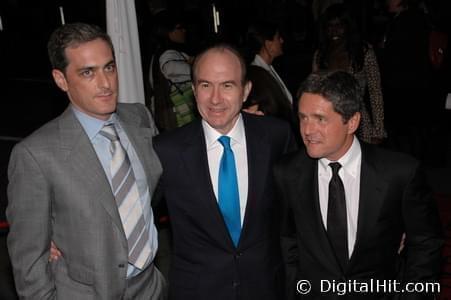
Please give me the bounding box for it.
[72,106,158,278]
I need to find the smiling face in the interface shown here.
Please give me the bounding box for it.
[298,92,360,161]
[327,18,346,41]
[52,38,118,120]
[193,49,251,134]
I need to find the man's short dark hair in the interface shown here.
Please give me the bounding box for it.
[297,70,362,122]
[192,43,247,85]
[246,20,280,55]
[47,23,114,72]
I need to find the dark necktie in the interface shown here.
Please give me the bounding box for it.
[218,136,241,247]
[327,162,348,271]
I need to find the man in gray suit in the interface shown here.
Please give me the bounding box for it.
[7,23,166,299]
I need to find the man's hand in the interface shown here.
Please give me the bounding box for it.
[49,241,62,262]
[242,108,265,116]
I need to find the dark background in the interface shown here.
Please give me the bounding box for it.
[0,0,395,219]
[0,0,450,298]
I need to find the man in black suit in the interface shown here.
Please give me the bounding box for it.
[154,44,294,300]
[274,70,443,299]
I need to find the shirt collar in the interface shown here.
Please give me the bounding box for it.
[71,105,116,141]
[202,114,245,150]
[318,137,361,178]
[253,54,271,70]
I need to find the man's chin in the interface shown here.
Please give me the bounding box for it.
[305,148,322,159]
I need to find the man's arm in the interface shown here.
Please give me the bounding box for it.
[7,144,56,299]
[401,164,443,299]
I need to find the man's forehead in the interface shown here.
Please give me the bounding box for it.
[65,39,112,55]
[197,58,241,82]
[65,40,113,64]
[199,48,240,67]
[299,93,334,110]
[300,92,330,102]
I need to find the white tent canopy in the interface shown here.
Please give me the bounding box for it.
[106,0,145,104]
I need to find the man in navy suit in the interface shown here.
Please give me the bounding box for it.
[154,44,294,300]
[274,70,443,299]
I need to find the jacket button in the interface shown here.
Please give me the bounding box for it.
[118,263,125,268]
[233,281,240,288]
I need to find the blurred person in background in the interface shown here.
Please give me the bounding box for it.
[149,11,197,132]
[381,0,432,159]
[247,20,294,108]
[313,3,386,144]
[242,65,298,141]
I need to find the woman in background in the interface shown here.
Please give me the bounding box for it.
[313,3,386,144]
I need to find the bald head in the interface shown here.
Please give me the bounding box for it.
[191,43,252,135]
[192,44,247,85]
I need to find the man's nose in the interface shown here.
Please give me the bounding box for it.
[97,71,111,89]
[301,120,314,135]
[210,86,221,104]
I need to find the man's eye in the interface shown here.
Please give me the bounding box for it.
[105,65,116,72]
[81,70,93,77]
[200,83,209,88]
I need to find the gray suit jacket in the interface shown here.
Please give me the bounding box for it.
[7,103,163,299]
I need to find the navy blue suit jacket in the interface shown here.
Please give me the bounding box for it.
[155,113,295,300]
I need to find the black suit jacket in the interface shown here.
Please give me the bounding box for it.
[274,142,443,300]
[154,113,294,300]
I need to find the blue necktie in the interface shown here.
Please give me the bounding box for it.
[218,136,241,247]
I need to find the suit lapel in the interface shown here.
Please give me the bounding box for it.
[296,157,340,270]
[58,108,124,233]
[180,122,234,248]
[348,145,387,267]
[239,115,269,248]
[117,107,162,194]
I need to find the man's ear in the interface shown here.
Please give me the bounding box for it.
[52,69,68,92]
[191,83,198,100]
[243,81,252,102]
[347,112,361,134]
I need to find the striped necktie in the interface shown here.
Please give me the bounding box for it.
[99,123,151,269]
[218,136,241,247]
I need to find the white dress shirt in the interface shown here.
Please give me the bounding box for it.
[251,54,293,104]
[318,137,362,257]
[202,115,249,225]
